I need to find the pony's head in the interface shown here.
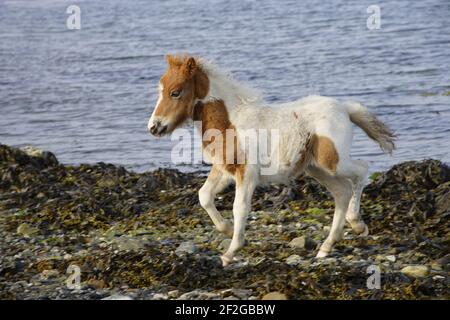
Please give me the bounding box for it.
[148,54,209,136]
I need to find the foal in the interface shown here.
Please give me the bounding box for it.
[148,54,395,266]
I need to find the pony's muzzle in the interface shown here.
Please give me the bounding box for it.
[149,120,168,136]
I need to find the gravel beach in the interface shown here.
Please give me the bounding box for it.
[0,144,448,300]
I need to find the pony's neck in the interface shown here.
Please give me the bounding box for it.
[199,61,262,112]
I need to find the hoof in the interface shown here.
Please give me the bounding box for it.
[351,221,369,236]
[360,224,369,237]
[316,250,329,258]
[220,255,233,267]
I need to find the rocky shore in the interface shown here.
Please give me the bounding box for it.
[0,144,448,300]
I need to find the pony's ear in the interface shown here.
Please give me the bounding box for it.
[184,57,197,77]
[165,54,175,65]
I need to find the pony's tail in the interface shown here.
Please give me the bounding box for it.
[345,101,396,154]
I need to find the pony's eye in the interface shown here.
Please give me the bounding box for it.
[170,90,181,98]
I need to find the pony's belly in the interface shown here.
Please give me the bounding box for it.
[258,163,299,184]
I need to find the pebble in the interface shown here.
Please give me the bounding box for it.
[17,223,38,238]
[262,292,288,300]
[221,288,252,299]
[386,255,396,262]
[289,236,315,250]
[175,241,198,256]
[289,236,306,248]
[152,293,168,300]
[401,265,429,278]
[40,270,60,280]
[177,290,220,300]
[112,236,145,252]
[87,279,106,290]
[286,254,302,266]
[102,294,133,300]
[168,290,180,298]
[431,262,442,271]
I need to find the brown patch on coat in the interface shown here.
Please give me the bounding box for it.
[193,99,245,183]
[154,54,209,132]
[311,134,339,173]
[293,112,298,119]
[293,134,315,176]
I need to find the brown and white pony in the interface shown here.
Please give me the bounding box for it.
[148,54,395,266]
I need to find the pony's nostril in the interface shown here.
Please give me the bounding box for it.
[149,124,157,135]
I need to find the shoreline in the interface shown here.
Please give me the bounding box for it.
[0,143,449,300]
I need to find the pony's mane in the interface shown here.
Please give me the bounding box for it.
[197,58,264,105]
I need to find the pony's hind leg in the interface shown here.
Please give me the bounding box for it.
[306,166,352,258]
[337,159,369,236]
[199,166,233,237]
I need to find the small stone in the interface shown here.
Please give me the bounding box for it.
[175,241,198,256]
[401,265,429,278]
[221,288,252,299]
[289,236,305,248]
[286,254,302,266]
[431,262,442,271]
[276,225,285,234]
[177,290,218,300]
[17,223,38,238]
[87,279,106,290]
[153,293,168,300]
[289,236,315,250]
[63,254,73,260]
[262,292,288,300]
[386,255,396,262]
[168,290,179,298]
[376,254,395,262]
[113,236,145,252]
[102,294,133,300]
[40,269,59,280]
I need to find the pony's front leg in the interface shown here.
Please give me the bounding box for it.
[221,169,256,266]
[199,166,233,237]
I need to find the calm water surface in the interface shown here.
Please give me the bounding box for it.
[0,0,449,172]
